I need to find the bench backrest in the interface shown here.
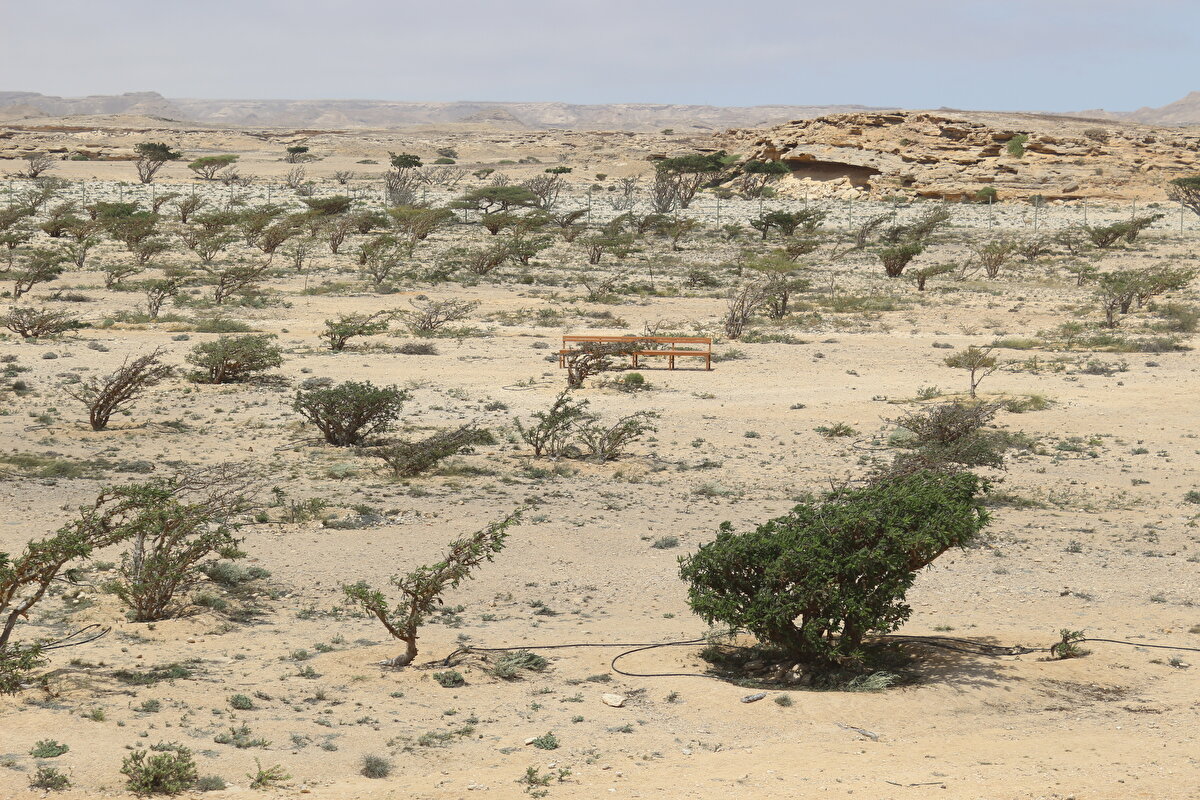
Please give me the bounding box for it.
[562,335,711,350]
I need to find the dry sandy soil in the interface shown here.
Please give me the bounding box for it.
[0,140,1198,800]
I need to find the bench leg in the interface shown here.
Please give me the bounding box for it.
[669,355,675,370]
[632,353,638,368]
[706,355,711,371]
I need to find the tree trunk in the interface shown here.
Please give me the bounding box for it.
[386,637,419,668]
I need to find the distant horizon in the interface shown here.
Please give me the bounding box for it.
[4,87,1194,117]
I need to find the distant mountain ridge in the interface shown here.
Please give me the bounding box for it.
[1063,91,1200,126]
[0,91,885,131]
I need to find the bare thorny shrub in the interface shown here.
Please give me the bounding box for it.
[723,280,770,340]
[344,511,522,667]
[63,347,173,431]
[1,306,78,338]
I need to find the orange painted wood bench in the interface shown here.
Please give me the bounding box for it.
[558,335,713,371]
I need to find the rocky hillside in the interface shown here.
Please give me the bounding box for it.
[721,110,1200,201]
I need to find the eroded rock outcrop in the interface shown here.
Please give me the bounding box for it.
[720,110,1200,201]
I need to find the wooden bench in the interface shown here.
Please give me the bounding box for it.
[558,335,713,371]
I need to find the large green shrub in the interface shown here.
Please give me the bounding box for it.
[679,471,989,669]
[293,381,408,446]
[185,335,283,383]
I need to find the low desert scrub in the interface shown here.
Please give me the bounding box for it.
[576,411,659,462]
[344,511,522,667]
[120,744,198,795]
[361,754,393,779]
[561,340,650,389]
[246,760,289,789]
[30,739,70,758]
[490,649,549,679]
[29,766,71,791]
[515,391,592,457]
[364,424,495,478]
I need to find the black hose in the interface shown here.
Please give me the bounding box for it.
[441,631,1200,681]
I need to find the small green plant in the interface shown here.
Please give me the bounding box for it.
[815,422,857,438]
[214,724,270,749]
[29,766,71,791]
[530,732,559,750]
[195,775,227,792]
[491,650,550,680]
[30,740,70,758]
[1050,629,1089,659]
[229,694,254,710]
[360,754,393,779]
[1006,134,1029,157]
[247,760,289,790]
[773,694,793,707]
[650,536,680,549]
[433,670,465,688]
[121,745,198,795]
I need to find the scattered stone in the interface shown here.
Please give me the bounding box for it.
[741,692,767,703]
[601,693,626,707]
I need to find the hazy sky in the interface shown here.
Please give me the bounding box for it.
[2,0,1197,110]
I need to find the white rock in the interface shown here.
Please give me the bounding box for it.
[601,693,626,707]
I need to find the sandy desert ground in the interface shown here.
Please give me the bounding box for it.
[0,134,1198,800]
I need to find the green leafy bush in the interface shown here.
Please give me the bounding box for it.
[293,381,409,446]
[679,471,989,669]
[185,334,282,383]
[30,739,70,758]
[433,670,465,687]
